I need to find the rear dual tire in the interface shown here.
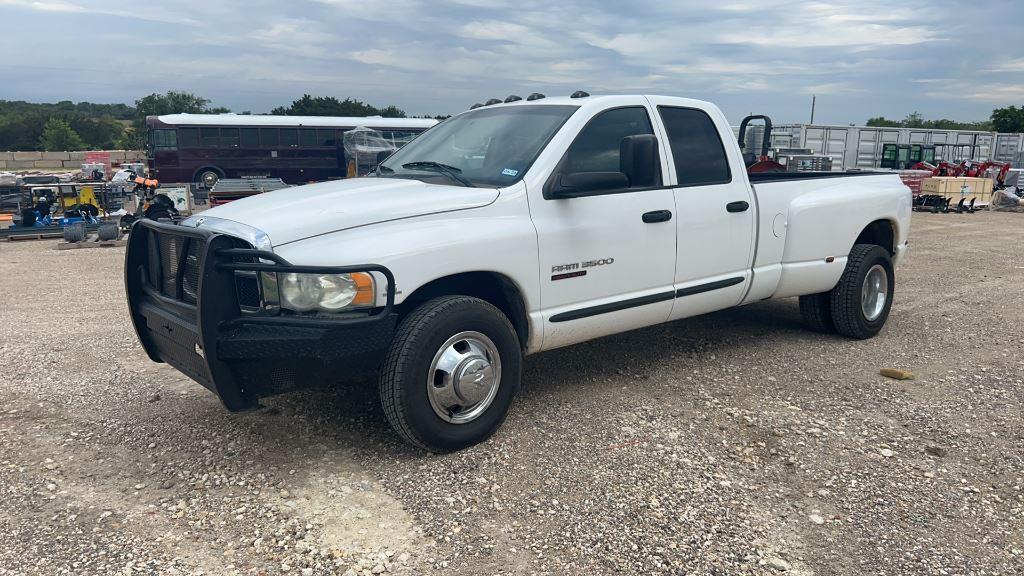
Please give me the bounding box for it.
[379,296,522,452]
[800,243,895,339]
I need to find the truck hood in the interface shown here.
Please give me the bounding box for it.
[187,178,499,246]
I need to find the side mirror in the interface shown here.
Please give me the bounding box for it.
[619,134,660,188]
[549,172,630,198]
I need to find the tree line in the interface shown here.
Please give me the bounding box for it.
[0,92,422,152]
[8,91,1024,152]
[863,108,1024,133]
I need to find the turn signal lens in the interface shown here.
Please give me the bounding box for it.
[350,272,376,307]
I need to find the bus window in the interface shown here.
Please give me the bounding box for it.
[300,129,318,147]
[179,128,199,148]
[280,129,299,148]
[200,127,220,147]
[240,128,259,147]
[260,128,279,147]
[222,128,240,148]
[152,129,178,150]
[318,129,337,147]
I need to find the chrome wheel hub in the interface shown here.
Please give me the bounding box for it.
[861,264,888,322]
[427,331,501,424]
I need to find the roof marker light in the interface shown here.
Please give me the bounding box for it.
[504,95,522,103]
[484,98,502,106]
[570,90,590,98]
[526,93,546,101]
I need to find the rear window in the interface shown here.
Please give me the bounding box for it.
[658,106,731,187]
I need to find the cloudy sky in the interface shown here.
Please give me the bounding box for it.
[2,0,1023,125]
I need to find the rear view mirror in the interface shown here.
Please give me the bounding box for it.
[549,172,630,198]
[620,134,660,188]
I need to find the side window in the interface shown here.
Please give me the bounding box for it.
[658,106,731,187]
[260,128,279,147]
[221,127,240,147]
[152,129,177,150]
[200,127,219,147]
[318,129,337,147]
[178,128,198,148]
[563,107,655,177]
[240,128,259,147]
[300,129,318,147]
[280,129,299,147]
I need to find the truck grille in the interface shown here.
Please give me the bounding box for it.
[136,225,254,312]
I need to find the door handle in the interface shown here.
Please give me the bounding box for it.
[726,201,750,213]
[642,210,673,223]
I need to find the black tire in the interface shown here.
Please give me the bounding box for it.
[195,168,222,189]
[799,292,835,333]
[830,244,895,340]
[379,296,522,452]
[63,222,85,243]
[97,222,119,241]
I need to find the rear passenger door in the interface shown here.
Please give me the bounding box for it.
[648,99,756,321]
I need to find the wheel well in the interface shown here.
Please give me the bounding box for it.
[399,272,530,350]
[854,219,895,254]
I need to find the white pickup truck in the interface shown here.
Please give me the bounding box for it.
[125,93,911,451]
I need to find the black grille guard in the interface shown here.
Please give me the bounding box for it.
[124,218,397,410]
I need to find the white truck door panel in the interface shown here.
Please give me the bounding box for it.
[648,101,756,321]
[531,105,677,350]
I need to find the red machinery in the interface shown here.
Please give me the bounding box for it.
[737,115,786,173]
[961,160,1011,187]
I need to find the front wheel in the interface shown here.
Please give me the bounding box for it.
[379,296,522,452]
[830,244,895,339]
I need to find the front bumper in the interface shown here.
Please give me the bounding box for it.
[125,219,396,410]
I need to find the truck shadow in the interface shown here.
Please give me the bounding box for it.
[259,297,827,457]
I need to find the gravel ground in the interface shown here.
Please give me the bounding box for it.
[1,211,1022,576]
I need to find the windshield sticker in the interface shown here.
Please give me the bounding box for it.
[501,168,519,177]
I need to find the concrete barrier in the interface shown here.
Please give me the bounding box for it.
[42,151,71,161]
[13,151,41,161]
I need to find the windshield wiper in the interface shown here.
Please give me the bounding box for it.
[401,161,473,187]
[375,164,394,176]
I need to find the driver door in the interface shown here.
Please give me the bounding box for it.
[530,104,678,351]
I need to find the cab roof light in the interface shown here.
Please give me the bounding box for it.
[469,102,484,109]
[504,95,522,103]
[570,90,590,99]
[526,93,545,101]
[484,98,502,106]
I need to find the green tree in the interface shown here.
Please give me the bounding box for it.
[271,95,406,118]
[128,91,229,147]
[866,116,900,127]
[38,117,86,151]
[990,105,1024,133]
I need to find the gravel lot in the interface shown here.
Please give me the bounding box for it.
[1,212,1022,576]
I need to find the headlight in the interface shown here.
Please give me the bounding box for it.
[279,272,375,312]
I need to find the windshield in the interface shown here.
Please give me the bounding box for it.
[378,105,578,187]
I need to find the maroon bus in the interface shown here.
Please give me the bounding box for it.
[146,114,438,188]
